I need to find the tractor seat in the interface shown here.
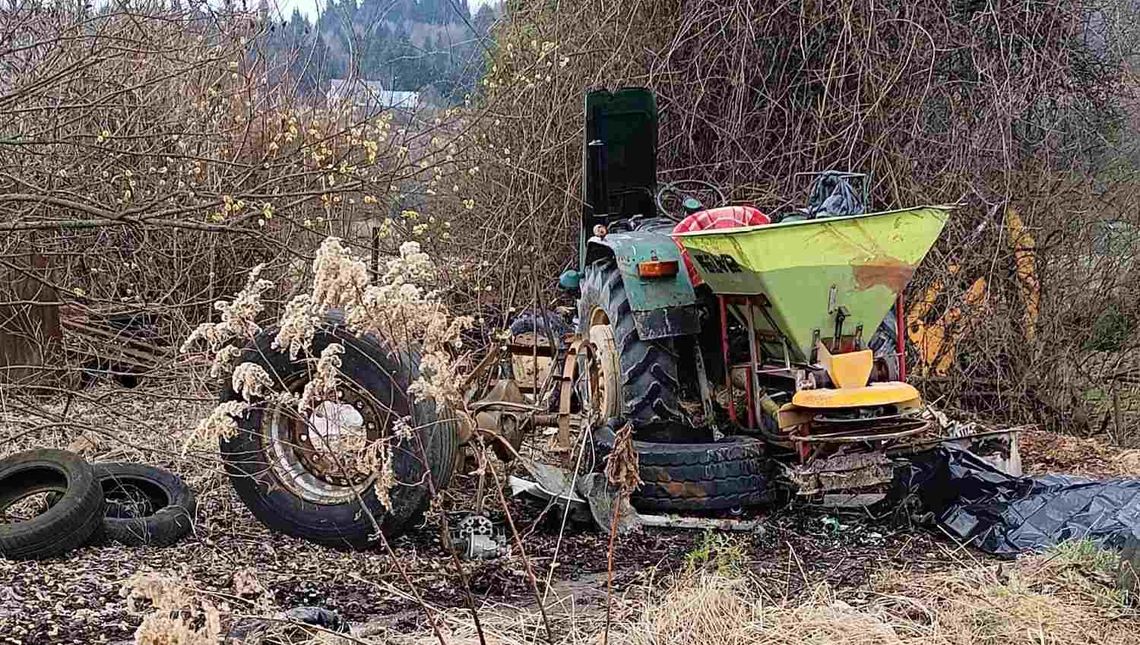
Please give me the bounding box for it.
[671,205,770,286]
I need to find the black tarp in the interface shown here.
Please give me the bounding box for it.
[894,445,1140,557]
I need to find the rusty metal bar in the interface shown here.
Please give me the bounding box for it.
[719,295,736,424]
[896,294,906,381]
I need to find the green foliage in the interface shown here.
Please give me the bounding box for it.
[1050,539,1122,577]
[684,531,750,576]
[1085,306,1133,352]
[1047,539,1132,609]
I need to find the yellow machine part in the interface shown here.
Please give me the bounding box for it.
[905,206,1039,376]
[778,389,923,430]
[906,272,986,377]
[1005,207,1039,342]
[790,382,921,409]
[817,343,873,389]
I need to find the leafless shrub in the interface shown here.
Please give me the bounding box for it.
[0,1,467,389]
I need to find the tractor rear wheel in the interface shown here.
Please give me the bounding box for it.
[577,258,682,427]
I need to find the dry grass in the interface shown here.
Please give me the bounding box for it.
[4,389,1136,645]
[1019,428,1140,479]
[378,540,1137,645]
[871,540,1135,644]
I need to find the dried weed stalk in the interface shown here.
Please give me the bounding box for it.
[602,421,641,645]
[184,236,468,508]
[123,572,222,645]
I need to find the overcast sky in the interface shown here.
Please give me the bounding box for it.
[272,0,494,22]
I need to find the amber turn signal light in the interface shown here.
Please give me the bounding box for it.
[637,260,679,278]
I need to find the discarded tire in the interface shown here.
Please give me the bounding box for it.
[88,463,196,547]
[220,319,459,549]
[578,259,683,426]
[0,449,104,560]
[594,420,774,512]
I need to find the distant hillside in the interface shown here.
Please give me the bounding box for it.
[261,0,497,104]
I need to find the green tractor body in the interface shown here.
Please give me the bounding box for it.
[577,88,703,342]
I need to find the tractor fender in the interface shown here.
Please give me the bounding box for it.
[584,229,700,340]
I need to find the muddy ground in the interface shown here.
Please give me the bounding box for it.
[2,470,968,645]
[3,391,1139,645]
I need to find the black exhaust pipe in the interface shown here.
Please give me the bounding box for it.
[586,139,609,223]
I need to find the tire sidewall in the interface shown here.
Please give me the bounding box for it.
[592,421,773,512]
[0,450,104,560]
[91,463,196,547]
[220,323,456,548]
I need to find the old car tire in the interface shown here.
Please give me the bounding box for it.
[593,420,773,512]
[88,463,196,547]
[220,319,459,550]
[577,258,683,426]
[0,449,104,560]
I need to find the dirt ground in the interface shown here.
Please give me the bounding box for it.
[2,389,1139,644]
[0,477,964,643]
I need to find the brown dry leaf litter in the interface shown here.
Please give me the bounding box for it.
[3,390,1138,644]
[1019,428,1140,478]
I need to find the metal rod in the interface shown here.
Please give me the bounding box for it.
[693,344,717,434]
[371,224,380,275]
[732,363,799,377]
[832,308,846,353]
[895,294,906,381]
[719,296,736,424]
[744,298,759,429]
[754,298,796,363]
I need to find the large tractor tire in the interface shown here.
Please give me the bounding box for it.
[577,258,682,427]
[220,319,459,550]
[593,420,774,512]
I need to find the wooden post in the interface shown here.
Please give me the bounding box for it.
[0,248,62,385]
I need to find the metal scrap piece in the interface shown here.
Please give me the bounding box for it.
[786,451,894,497]
[637,514,764,532]
[508,458,592,523]
[451,514,501,560]
[577,472,638,535]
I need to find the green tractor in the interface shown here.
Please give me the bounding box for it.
[569,87,702,429]
[218,87,976,549]
[565,87,941,429]
[548,87,953,510]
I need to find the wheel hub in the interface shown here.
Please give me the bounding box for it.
[265,380,383,505]
[585,321,622,422]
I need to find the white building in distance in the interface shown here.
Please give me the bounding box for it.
[327,79,421,115]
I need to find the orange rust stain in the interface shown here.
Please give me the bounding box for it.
[852,256,914,291]
[662,480,708,498]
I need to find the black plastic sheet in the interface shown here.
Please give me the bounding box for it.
[895,445,1140,557]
